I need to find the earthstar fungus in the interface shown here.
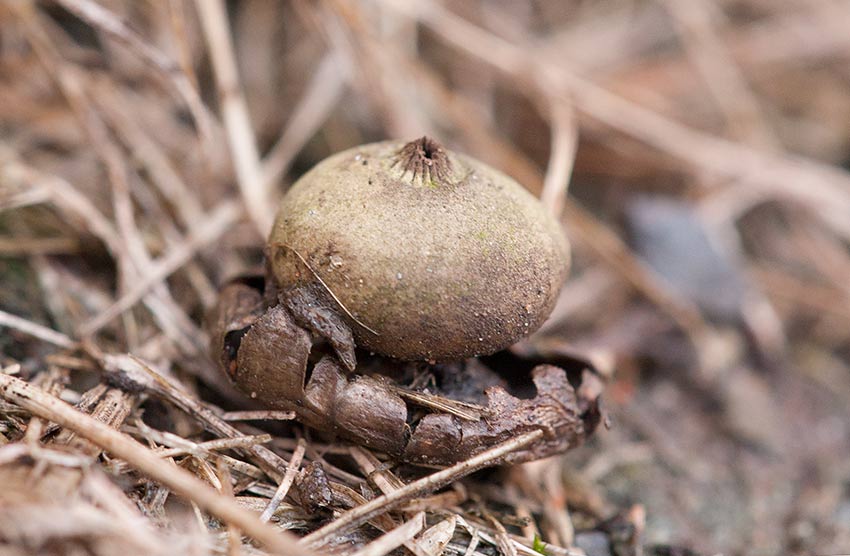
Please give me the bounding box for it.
[209,137,602,465]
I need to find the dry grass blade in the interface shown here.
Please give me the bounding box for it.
[0,373,316,556]
[483,510,517,556]
[540,100,579,218]
[349,446,452,556]
[1,156,125,259]
[415,516,457,556]
[100,353,291,481]
[194,0,272,236]
[262,51,348,188]
[0,184,51,211]
[349,512,425,556]
[0,236,79,256]
[215,459,243,556]
[0,309,76,349]
[563,201,708,336]
[0,503,168,555]
[155,434,273,459]
[80,200,242,335]
[260,439,306,523]
[90,81,206,229]
[389,385,486,422]
[301,430,544,547]
[349,446,404,493]
[53,0,215,147]
[221,411,296,422]
[661,0,778,147]
[10,3,207,352]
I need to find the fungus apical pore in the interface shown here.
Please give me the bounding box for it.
[268,137,570,361]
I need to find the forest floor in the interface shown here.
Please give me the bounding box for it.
[2,2,850,556]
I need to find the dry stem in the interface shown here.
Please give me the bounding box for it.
[0,373,315,556]
[301,430,544,547]
[194,0,272,236]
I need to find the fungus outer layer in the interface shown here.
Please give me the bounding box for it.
[268,138,570,361]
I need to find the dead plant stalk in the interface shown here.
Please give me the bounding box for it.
[0,373,316,556]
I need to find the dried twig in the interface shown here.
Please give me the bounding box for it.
[0,373,315,556]
[260,439,306,523]
[98,352,290,481]
[301,430,544,547]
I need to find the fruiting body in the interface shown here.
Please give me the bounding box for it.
[209,138,599,465]
[268,137,569,361]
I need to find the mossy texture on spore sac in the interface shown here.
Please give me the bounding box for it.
[268,139,569,361]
